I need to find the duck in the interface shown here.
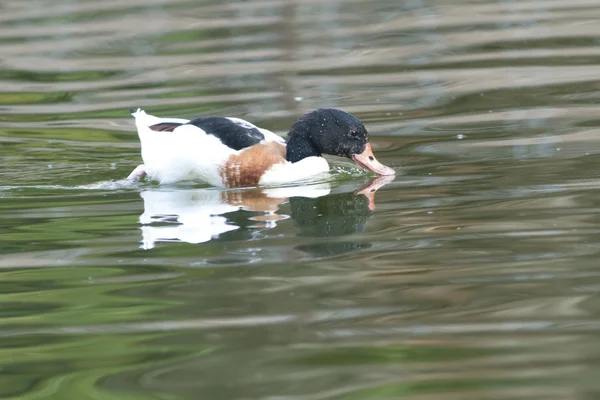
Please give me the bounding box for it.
[127,108,395,187]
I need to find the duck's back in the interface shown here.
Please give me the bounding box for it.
[186,117,268,150]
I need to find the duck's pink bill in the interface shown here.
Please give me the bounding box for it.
[351,143,395,176]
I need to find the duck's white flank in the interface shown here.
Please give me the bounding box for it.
[132,109,231,185]
[258,156,330,186]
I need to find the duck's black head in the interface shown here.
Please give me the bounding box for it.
[286,108,395,175]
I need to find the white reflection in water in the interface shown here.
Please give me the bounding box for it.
[139,184,330,249]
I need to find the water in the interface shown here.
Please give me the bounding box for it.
[2,0,600,398]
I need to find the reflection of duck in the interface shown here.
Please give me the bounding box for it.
[139,185,330,250]
[138,176,393,250]
[289,176,394,257]
[127,108,394,186]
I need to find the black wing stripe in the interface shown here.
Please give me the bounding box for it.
[187,117,264,151]
[150,122,183,132]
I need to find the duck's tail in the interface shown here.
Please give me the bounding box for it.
[130,108,189,129]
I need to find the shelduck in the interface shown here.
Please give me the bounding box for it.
[127,108,395,187]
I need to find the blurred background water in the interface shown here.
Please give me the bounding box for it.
[3,0,600,398]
